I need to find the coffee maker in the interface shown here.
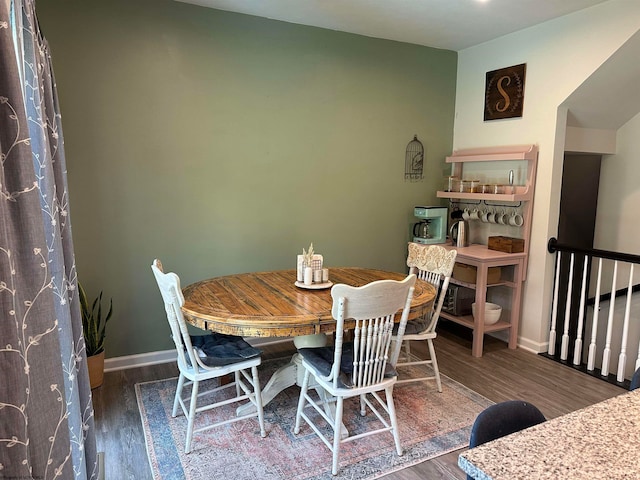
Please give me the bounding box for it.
[412,206,447,244]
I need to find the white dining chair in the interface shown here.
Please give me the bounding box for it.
[293,274,416,475]
[151,259,266,453]
[392,243,457,392]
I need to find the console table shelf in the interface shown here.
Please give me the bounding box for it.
[439,243,527,357]
[430,144,538,357]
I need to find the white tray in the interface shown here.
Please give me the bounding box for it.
[294,281,333,290]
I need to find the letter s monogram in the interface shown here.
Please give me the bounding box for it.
[495,75,511,112]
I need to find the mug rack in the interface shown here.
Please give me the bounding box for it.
[450,199,522,208]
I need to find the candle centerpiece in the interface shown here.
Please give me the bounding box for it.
[296,243,326,286]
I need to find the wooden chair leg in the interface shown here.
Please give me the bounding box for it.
[405,340,412,360]
[294,369,311,434]
[172,373,185,417]
[331,396,345,476]
[385,387,403,456]
[234,371,241,397]
[251,366,267,438]
[185,380,200,454]
[428,339,442,393]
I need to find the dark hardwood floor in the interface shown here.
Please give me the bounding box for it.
[91,325,626,479]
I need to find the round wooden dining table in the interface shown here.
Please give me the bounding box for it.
[181,267,436,417]
[181,267,436,338]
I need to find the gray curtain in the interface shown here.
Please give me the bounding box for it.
[0,1,98,479]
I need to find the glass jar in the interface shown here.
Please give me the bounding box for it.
[445,176,459,192]
[459,180,470,193]
[469,180,480,193]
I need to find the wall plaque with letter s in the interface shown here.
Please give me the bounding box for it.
[484,63,526,121]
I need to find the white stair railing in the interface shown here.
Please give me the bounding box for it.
[547,238,640,385]
[586,258,603,371]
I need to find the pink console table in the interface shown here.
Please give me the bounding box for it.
[438,243,526,357]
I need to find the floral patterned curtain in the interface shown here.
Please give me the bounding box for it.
[0,1,98,479]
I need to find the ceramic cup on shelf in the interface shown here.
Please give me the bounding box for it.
[469,208,480,221]
[480,209,491,223]
[487,210,497,224]
[509,212,524,227]
[462,208,471,220]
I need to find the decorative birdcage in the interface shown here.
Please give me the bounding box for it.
[405,134,424,181]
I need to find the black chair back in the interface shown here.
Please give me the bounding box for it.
[467,400,546,480]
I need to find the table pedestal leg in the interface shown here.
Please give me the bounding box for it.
[236,334,348,437]
[237,334,327,416]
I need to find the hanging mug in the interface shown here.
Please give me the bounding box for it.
[509,212,524,227]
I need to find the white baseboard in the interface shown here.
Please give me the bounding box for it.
[517,336,548,354]
[485,331,548,355]
[103,338,294,372]
[104,349,176,372]
[103,334,547,372]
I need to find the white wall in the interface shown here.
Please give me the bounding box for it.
[565,127,617,155]
[578,111,640,381]
[593,111,640,294]
[596,111,640,256]
[453,0,640,352]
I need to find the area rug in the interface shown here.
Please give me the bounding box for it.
[135,357,492,480]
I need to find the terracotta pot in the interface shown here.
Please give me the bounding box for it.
[87,351,105,389]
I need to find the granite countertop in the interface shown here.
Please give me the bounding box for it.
[458,391,640,480]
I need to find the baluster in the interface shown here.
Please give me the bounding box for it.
[601,260,618,377]
[364,319,374,386]
[617,265,634,382]
[370,317,382,384]
[353,319,362,387]
[587,258,603,371]
[561,253,576,361]
[548,251,561,356]
[573,255,589,365]
[381,316,393,376]
[381,316,393,382]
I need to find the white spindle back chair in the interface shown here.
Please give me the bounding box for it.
[393,243,457,392]
[151,259,266,453]
[293,274,416,475]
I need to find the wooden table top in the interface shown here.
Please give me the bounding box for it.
[181,267,436,338]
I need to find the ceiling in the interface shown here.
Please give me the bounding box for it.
[176,0,610,51]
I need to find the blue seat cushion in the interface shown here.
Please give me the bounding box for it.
[298,342,397,389]
[394,318,428,335]
[189,333,261,367]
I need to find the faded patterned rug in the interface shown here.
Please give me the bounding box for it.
[135,357,492,480]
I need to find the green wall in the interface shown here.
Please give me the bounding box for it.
[37,0,457,358]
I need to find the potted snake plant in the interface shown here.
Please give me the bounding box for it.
[79,283,113,389]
